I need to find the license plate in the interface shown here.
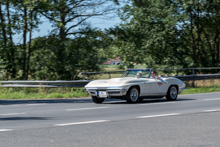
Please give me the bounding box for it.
[98,91,107,98]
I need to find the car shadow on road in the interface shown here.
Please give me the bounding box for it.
[0,97,196,105]
[0,98,92,105]
[103,98,196,104]
[0,117,50,121]
[141,98,196,103]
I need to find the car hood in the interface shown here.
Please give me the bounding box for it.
[85,77,140,88]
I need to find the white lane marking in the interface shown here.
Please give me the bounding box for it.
[203,109,220,112]
[0,129,12,132]
[3,104,47,107]
[204,98,220,101]
[26,104,47,106]
[139,102,176,106]
[137,113,181,119]
[66,107,108,111]
[54,120,110,126]
[0,113,26,116]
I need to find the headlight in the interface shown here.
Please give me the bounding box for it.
[107,87,122,89]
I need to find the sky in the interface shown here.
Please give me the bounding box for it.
[13,13,122,44]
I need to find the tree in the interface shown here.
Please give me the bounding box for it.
[11,0,40,79]
[30,0,119,79]
[1,0,120,80]
[0,0,40,80]
[0,1,17,79]
[29,28,110,80]
[111,0,220,68]
[110,0,186,68]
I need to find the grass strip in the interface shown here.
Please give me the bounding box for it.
[0,87,220,100]
[180,87,220,95]
[0,88,89,99]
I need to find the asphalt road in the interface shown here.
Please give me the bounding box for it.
[0,92,220,147]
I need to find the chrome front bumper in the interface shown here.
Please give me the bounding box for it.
[85,87,128,98]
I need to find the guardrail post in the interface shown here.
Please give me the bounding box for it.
[108,72,111,79]
[82,73,85,80]
[192,68,195,87]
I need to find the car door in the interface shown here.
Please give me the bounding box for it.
[154,78,169,95]
[141,78,158,96]
[141,78,168,96]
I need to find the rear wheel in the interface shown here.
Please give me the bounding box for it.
[166,86,178,101]
[92,96,105,104]
[126,87,139,103]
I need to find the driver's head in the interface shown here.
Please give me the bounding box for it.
[137,72,142,78]
[151,70,157,76]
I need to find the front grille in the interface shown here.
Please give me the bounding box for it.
[90,92,96,94]
[108,92,121,95]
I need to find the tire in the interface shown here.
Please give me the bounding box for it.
[166,86,178,101]
[125,87,139,103]
[92,96,105,104]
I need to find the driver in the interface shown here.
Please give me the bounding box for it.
[151,70,160,79]
[137,72,142,78]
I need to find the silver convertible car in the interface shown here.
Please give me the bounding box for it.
[85,68,186,104]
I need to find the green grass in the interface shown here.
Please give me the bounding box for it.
[181,87,220,95]
[0,87,220,100]
[0,87,88,99]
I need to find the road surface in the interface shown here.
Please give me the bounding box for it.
[0,92,220,147]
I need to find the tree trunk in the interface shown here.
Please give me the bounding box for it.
[27,11,33,79]
[196,24,201,67]
[22,7,27,79]
[190,9,198,67]
[214,7,220,63]
[6,1,16,78]
[58,10,66,79]
[195,3,202,67]
[0,3,7,46]
[216,28,219,62]
[0,3,10,79]
[6,1,12,44]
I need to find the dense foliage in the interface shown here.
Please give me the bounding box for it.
[110,0,220,69]
[0,0,220,80]
[0,0,117,80]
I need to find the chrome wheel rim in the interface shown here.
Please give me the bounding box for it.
[170,87,177,99]
[130,88,138,102]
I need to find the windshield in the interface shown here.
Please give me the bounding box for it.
[122,69,151,78]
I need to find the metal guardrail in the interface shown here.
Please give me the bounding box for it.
[157,67,220,71]
[158,67,220,86]
[1,67,219,88]
[0,80,91,88]
[174,74,220,81]
[1,74,220,88]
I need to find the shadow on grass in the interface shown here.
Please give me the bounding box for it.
[0,98,92,105]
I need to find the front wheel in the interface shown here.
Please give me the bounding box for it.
[125,87,139,103]
[166,86,178,101]
[92,96,105,104]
